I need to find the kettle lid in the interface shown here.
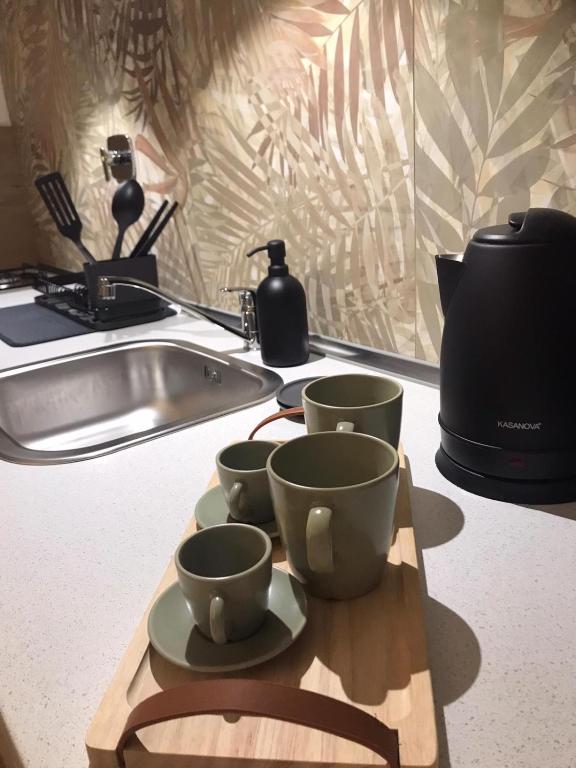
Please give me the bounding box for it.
[473,208,576,246]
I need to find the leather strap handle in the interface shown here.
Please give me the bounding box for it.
[248,407,304,439]
[116,678,399,768]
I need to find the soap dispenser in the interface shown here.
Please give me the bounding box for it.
[247,239,309,367]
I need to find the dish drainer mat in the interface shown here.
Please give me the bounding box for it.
[0,302,92,346]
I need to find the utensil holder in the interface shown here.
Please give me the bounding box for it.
[83,253,161,320]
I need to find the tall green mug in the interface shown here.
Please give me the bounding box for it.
[267,431,399,600]
[302,374,403,448]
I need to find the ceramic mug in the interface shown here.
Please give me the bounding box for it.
[216,440,278,524]
[267,431,399,600]
[302,374,403,448]
[175,523,272,644]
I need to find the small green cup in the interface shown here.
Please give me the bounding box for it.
[302,374,403,448]
[175,524,272,644]
[216,440,278,524]
[267,431,399,600]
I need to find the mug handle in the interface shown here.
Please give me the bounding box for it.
[336,421,355,432]
[248,407,304,439]
[306,507,334,573]
[227,480,245,520]
[210,595,227,645]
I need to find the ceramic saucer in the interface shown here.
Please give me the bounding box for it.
[148,568,308,672]
[276,377,319,421]
[194,485,280,539]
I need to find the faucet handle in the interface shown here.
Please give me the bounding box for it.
[220,287,256,308]
[220,286,254,295]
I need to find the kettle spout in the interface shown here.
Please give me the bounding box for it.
[436,253,465,316]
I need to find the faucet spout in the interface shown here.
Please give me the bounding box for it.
[96,275,253,345]
[97,277,117,301]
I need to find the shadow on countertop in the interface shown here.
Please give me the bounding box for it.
[410,485,465,550]
[405,457,482,768]
[522,502,576,521]
[0,710,25,768]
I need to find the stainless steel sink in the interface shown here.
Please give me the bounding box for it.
[0,339,282,464]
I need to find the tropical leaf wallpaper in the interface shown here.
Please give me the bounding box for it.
[415,0,576,359]
[0,0,575,361]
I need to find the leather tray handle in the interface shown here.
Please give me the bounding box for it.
[248,407,305,440]
[116,678,400,768]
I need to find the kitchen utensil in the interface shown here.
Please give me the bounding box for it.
[34,172,97,264]
[436,208,576,503]
[87,449,437,768]
[111,179,145,260]
[216,440,277,524]
[303,374,403,448]
[267,431,399,600]
[195,486,279,538]
[133,200,178,258]
[175,524,272,644]
[148,568,307,671]
[128,200,168,258]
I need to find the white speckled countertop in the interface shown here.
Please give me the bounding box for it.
[0,288,575,768]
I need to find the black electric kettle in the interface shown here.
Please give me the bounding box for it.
[435,208,576,504]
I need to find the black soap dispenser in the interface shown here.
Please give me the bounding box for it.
[247,239,309,367]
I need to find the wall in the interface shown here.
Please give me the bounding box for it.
[0,73,38,269]
[0,1,574,361]
[0,73,9,125]
[415,0,576,358]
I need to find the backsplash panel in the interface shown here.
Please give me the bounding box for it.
[0,0,574,361]
[415,0,576,359]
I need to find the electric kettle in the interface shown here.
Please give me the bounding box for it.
[435,208,576,504]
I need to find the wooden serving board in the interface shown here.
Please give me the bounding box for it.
[86,450,437,767]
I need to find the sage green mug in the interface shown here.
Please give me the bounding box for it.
[216,440,278,524]
[267,431,399,600]
[302,374,403,448]
[175,524,272,644]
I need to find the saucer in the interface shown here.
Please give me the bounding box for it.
[276,377,319,421]
[194,485,280,539]
[148,569,308,672]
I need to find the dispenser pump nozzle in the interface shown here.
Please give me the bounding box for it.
[247,239,289,276]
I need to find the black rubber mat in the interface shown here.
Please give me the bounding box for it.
[0,303,92,347]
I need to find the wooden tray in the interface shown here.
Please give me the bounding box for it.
[86,450,437,767]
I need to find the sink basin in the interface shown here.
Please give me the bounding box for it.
[0,339,282,464]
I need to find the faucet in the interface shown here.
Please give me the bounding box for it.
[97,275,259,350]
[219,287,258,351]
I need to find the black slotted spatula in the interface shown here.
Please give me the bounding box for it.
[35,172,97,264]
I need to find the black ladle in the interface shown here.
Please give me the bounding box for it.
[111,179,145,260]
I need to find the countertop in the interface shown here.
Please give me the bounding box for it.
[0,288,575,768]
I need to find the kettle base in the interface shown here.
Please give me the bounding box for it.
[436,447,576,505]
